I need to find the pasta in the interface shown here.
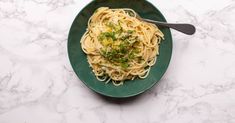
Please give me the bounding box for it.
[81,7,164,86]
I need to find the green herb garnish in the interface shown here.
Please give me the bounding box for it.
[99,23,140,69]
[98,32,117,41]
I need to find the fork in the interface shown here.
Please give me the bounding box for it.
[136,14,196,35]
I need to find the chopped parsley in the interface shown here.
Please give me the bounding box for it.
[98,32,117,41]
[98,22,141,69]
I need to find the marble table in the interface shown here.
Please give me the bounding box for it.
[0,0,235,123]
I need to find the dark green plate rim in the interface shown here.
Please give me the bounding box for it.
[67,0,172,98]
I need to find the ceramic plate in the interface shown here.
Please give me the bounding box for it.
[68,0,172,98]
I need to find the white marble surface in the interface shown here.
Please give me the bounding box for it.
[0,0,235,123]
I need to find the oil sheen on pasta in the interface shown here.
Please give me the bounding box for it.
[81,7,164,86]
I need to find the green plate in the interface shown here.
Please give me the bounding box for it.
[68,0,172,98]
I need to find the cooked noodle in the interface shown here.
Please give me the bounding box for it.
[81,7,164,86]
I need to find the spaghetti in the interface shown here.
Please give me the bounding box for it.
[81,7,164,86]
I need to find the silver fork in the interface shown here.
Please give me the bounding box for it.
[136,14,196,35]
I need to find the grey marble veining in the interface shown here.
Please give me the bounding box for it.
[0,0,235,123]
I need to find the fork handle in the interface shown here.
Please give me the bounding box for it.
[143,19,196,35]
